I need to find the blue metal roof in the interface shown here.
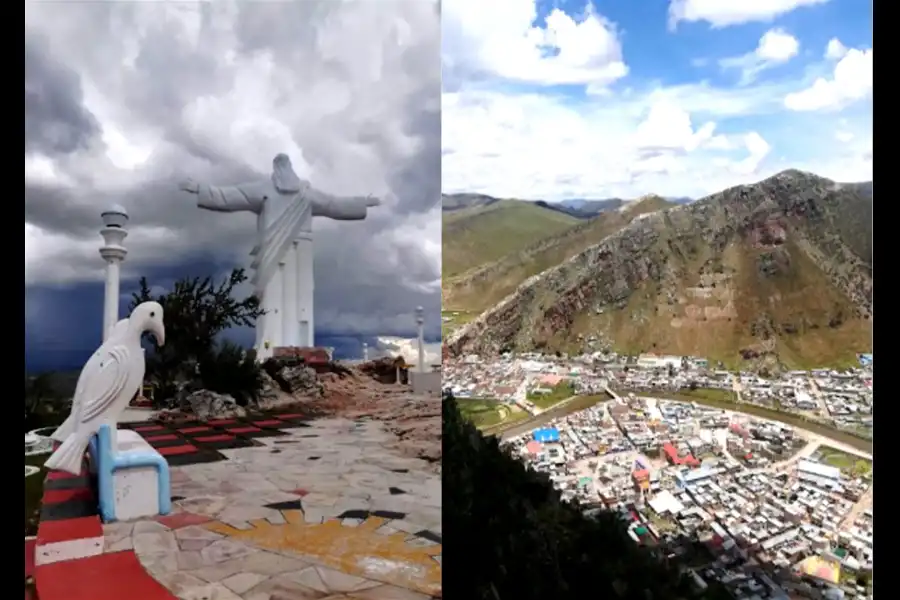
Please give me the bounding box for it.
[532,428,560,443]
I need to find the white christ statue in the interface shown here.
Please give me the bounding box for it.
[178,153,380,359]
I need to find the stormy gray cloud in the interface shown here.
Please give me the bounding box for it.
[24,33,101,155]
[24,0,441,361]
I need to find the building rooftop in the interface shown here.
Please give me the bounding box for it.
[797,460,841,480]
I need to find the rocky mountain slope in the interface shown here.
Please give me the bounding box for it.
[447,171,872,368]
[444,195,673,313]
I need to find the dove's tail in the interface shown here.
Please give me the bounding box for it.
[50,414,75,442]
[44,432,90,476]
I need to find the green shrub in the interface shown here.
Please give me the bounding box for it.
[130,268,264,406]
[198,342,263,406]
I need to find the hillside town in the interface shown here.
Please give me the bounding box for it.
[444,352,873,438]
[446,353,873,599]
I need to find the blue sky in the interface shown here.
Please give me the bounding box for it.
[442,0,873,200]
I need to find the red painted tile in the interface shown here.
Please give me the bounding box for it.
[156,444,198,456]
[133,425,165,433]
[194,434,234,443]
[46,468,82,482]
[252,419,283,426]
[42,487,94,505]
[37,516,102,544]
[226,426,261,434]
[25,538,35,578]
[177,426,211,434]
[156,511,212,529]
[291,488,309,497]
[276,413,306,419]
[144,434,180,443]
[207,419,237,426]
[36,550,177,600]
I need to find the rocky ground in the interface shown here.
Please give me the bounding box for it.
[159,357,441,471]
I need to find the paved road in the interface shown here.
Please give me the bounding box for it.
[731,374,744,402]
[806,376,832,416]
[840,484,873,531]
[797,433,872,460]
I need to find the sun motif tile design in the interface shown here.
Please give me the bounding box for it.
[204,511,441,596]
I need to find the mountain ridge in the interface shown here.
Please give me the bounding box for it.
[442,193,678,219]
[444,195,674,312]
[447,170,872,369]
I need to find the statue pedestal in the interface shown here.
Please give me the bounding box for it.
[410,371,441,395]
[271,347,332,370]
[88,425,172,522]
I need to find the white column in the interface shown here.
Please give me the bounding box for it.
[257,265,284,359]
[362,342,369,362]
[99,207,129,342]
[416,306,425,373]
[282,242,298,347]
[102,261,121,341]
[295,233,315,347]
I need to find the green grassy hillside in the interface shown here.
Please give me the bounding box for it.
[445,196,672,312]
[442,199,578,277]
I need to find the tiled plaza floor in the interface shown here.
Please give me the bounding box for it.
[104,417,442,599]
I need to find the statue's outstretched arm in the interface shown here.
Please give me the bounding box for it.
[310,187,380,221]
[179,178,265,214]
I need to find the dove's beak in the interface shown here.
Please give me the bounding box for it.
[151,320,166,347]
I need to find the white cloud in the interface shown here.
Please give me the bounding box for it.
[24,155,76,188]
[733,132,772,175]
[668,0,830,29]
[633,101,716,154]
[756,29,800,62]
[784,46,872,111]
[374,336,441,366]
[825,38,848,60]
[442,86,778,199]
[835,130,854,143]
[442,0,871,202]
[443,0,627,87]
[719,29,799,84]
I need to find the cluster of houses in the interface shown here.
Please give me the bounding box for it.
[501,395,873,600]
[445,353,873,439]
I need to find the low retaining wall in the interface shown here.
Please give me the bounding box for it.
[410,371,441,395]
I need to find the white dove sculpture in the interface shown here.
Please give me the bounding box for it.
[45,302,165,475]
[50,318,130,443]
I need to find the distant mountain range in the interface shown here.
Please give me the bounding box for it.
[442,193,695,220]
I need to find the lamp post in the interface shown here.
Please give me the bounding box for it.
[416,306,425,373]
[99,206,129,342]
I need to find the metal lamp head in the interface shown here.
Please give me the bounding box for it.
[101,205,129,229]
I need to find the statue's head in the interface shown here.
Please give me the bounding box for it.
[272,153,302,194]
